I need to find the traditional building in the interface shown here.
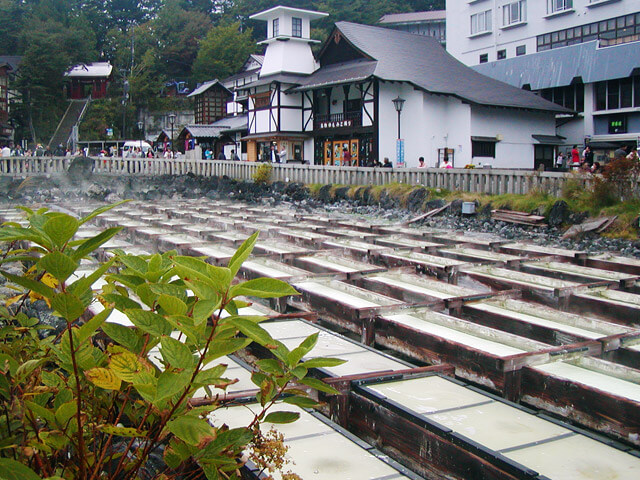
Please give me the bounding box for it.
[238,6,566,168]
[64,62,113,99]
[446,0,640,160]
[187,80,233,125]
[222,55,264,116]
[378,11,446,46]
[0,56,21,144]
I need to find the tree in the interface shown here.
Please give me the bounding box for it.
[192,22,257,83]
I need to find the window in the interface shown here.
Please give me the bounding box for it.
[472,140,496,158]
[470,10,492,35]
[516,45,526,56]
[497,49,506,60]
[479,53,489,63]
[503,1,526,27]
[594,77,640,111]
[292,17,302,38]
[538,83,584,112]
[547,0,572,14]
[272,18,279,37]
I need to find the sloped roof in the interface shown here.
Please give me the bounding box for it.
[473,40,640,91]
[181,124,230,138]
[293,60,377,91]
[210,115,247,132]
[378,11,446,24]
[329,22,568,113]
[188,79,232,97]
[0,56,22,71]
[65,62,112,78]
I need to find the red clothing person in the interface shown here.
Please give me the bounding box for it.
[571,145,580,165]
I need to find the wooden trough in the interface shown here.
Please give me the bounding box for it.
[287,251,386,278]
[375,308,600,399]
[345,374,640,480]
[521,355,640,446]
[376,249,471,282]
[568,288,640,328]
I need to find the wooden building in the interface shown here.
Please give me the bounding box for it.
[64,62,112,99]
[187,80,233,125]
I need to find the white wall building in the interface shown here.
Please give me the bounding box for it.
[446,0,640,162]
[238,5,565,168]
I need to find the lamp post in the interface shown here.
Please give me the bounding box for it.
[137,121,144,156]
[392,96,405,167]
[168,113,176,158]
[392,96,405,139]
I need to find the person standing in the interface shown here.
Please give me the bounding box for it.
[418,157,426,168]
[440,158,452,169]
[570,145,580,166]
[279,146,287,163]
[627,147,639,162]
[582,146,594,166]
[343,147,352,166]
[614,145,628,160]
[231,149,240,161]
[382,157,392,168]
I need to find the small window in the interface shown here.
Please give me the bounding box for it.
[503,0,526,27]
[516,45,526,56]
[497,49,507,60]
[272,18,279,37]
[292,17,302,38]
[479,53,489,63]
[472,140,496,158]
[471,10,492,35]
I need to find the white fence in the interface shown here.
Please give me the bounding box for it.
[0,157,583,196]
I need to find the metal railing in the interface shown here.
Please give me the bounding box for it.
[0,157,600,197]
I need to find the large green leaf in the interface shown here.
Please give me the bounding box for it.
[155,370,192,403]
[299,377,341,395]
[192,299,221,324]
[282,395,320,408]
[149,283,188,303]
[71,227,122,261]
[198,427,253,459]
[164,437,196,469]
[300,357,347,369]
[166,416,214,446]
[54,401,77,428]
[227,231,259,277]
[51,292,85,320]
[0,226,48,246]
[229,278,299,299]
[119,254,149,275]
[0,270,55,300]
[79,200,130,226]
[77,308,113,344]
[202,338,252,363]
[109,350,147,382]
[158,294,188,316]
[43,214,79,249]
[227,317,274,347]
[263,411,300,424]
[160,336,195,370]
[125,309,173,337]
[193,365,227,385]
[38,251,78,283]
[100,293,141,311]
[0,458,41,480]
[99,425,148,438]
[101,322,142,352]
[25,400,56,425]
[68,258,116,302]
[288,332,319,367]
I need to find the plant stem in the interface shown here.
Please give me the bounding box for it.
[67,323,87,479]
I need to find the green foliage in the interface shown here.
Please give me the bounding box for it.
[0,204,342,479]
[253,163,273,185]
[192,22,257,83]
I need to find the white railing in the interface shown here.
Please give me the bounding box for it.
[0,157,592,197]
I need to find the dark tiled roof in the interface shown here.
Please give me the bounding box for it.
[473,40,640,91]
[0,56,22,71]
[291,60,377,91]
[378,11,446,24]
[188,79,231,97]
[333,22,569,113]
[242,72,309,89]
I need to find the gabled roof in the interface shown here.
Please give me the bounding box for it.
[181,116,248,138]
[378,11,446,25]
[292,60,377,91]
[324,22,568,113]
[0,56,21,72]
[65,62,113,78]
[188,79,232,97]
[473,40,640,91]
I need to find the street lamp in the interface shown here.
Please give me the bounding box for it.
[168,113,176,157]
[392,96,405,139]
[137,121,144,156]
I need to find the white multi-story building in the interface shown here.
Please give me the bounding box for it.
[447,1,640,163]
[237,5,565,168]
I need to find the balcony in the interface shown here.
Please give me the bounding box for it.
[314,111,362,130]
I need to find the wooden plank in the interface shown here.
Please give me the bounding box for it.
[403,202,452,225]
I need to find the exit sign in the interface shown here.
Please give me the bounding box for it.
[608,116,627,134]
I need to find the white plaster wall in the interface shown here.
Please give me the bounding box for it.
[447,0,639,65]
[378,83,471,168]
[304,138,314,163]
[260,41,317,76]
[280,108,302,131]
[557,115,586,149]
[470,107,556,168]
[254,110,271,133]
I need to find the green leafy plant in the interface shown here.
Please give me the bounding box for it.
[252,163,273,185]
[0,203,343,479]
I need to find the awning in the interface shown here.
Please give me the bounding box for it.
[241,132,311,141]
[471,136,499,142]
[532,134,566,144]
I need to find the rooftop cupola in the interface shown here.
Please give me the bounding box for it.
[250,5,328,77]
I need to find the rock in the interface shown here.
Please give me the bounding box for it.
[406,188,428,211]
[450,199,464,216]
[548,200,569,227]
[317,184,333,203]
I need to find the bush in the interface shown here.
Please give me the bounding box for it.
[252,163,273,185]
[0,203,342,479]
[602,157,640,202]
